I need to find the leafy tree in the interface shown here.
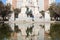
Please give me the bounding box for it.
[0,1,12,21]
[49,3,60,20]
[13,8,21,20]
[39,10,45,17]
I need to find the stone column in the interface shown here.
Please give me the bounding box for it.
[19,0,27,21]
[45,11,50,33]
[45,11,50,22]
[32,0,42,22]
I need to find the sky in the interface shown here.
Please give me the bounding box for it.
[1,0,60,4]
[2,0,6,4]
[56,0,60,3]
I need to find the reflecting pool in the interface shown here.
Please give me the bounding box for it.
[0,22,60,40]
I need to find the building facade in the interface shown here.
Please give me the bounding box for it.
[6,0,55,10]
[6,0,55,22]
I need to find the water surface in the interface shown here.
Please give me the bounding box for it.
[0,22,60,40]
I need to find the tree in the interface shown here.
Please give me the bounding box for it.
[39,10,45,17]
[0,1,12,21]
[49,3,60,21]
[13,8,21,20]
[49,3,55,16]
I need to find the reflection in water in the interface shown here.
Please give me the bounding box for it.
[2,22,60,40]
[0,22,44,40]
[14,24,21,33]
[45,22,50,33]
[50,23,60,40]
[0,23,12,40]
[26,24,34,37]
